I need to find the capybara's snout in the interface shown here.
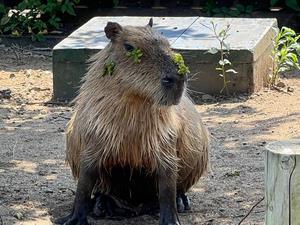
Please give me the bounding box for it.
[160,74,185,106]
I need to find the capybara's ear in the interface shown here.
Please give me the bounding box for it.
[105,22,123,40]
[147,18,153,28]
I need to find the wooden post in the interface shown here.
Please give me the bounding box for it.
[265,139,300,225]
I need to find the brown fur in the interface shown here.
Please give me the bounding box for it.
[66,23,209,198]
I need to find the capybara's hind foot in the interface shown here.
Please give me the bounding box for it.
[176,193,191,213]
[92,192,159,218]
[92,193,115,218]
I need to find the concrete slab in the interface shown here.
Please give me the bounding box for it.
[53,16,277,100]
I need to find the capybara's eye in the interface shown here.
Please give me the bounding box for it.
[124,43,134,52]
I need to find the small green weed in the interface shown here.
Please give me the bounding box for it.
[269,26,300,86]
[203,21,238,95]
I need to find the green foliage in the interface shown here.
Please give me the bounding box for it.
[203,1,254,17]
[204,22,238,95]
[102,60,115,76]
[0,0,79,41]
[271,0,300,11]
[269,27,300,86]
[171,53,190,76]
[0,3,7,17]
[127,47,143,63]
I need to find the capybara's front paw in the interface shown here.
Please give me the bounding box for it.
[159,212,181,225]
[55,213,72,225]
[160,222,181,225]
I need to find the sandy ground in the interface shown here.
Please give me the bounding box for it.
[0,43,300,225]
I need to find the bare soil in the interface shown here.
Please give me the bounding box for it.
[0,43,300,225]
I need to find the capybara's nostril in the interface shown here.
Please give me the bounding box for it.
[161,76,175,88]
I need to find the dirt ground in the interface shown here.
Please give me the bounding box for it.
[0,43,300,225]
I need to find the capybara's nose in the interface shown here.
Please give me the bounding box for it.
[161,76,175,88]
[162,73,186,89]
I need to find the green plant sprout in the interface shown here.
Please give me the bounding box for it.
[127,47,143,63]
[102,60,115,76]
[202,21,238,95]
[269,26,300,87]
[171,53,190,76]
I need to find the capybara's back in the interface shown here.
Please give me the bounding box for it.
[61,19,209,225]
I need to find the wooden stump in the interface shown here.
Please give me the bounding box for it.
[265,139,300,225]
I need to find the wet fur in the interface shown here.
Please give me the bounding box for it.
[66,24,209,207]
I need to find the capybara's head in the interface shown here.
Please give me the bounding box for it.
[103,18,189,106]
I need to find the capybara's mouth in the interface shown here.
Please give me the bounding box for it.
[160,83,185,106]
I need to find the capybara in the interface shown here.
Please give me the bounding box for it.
[58,18,209,225]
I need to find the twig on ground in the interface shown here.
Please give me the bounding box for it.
[238,197,264,225]
[32,47,52,51]
[0,214,3,225]
[271,86,292,95]
[10,44,52,57]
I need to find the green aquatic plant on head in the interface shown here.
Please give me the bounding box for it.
[127,48,143,63]
[171,53,190,76]
[102,60,115,76]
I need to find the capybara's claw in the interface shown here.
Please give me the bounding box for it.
[176,196,185,213]
[181,194,191,211]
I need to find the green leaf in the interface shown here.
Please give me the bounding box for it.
[102,60,115,76]
[112,0,119,6]
[226,69,238,73]
[286,0,300,11]
[171,52,190,75]
[286,52,298,62]
[278,66,289,73]
[270,0,280,6]
[127,48,143,64]
[219,59,231,66]
[61,4,67,13]
[66,3,76,16]
[212,8,221,14]
[206,47,218,54]
[11,30,21,37]
[223,42,230,51]
[235,4,245,12]
[228,10,240,17]
[218,29,226,37]
[281,27,296,37]
[0,15,10,26]
[245,5,254,13]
